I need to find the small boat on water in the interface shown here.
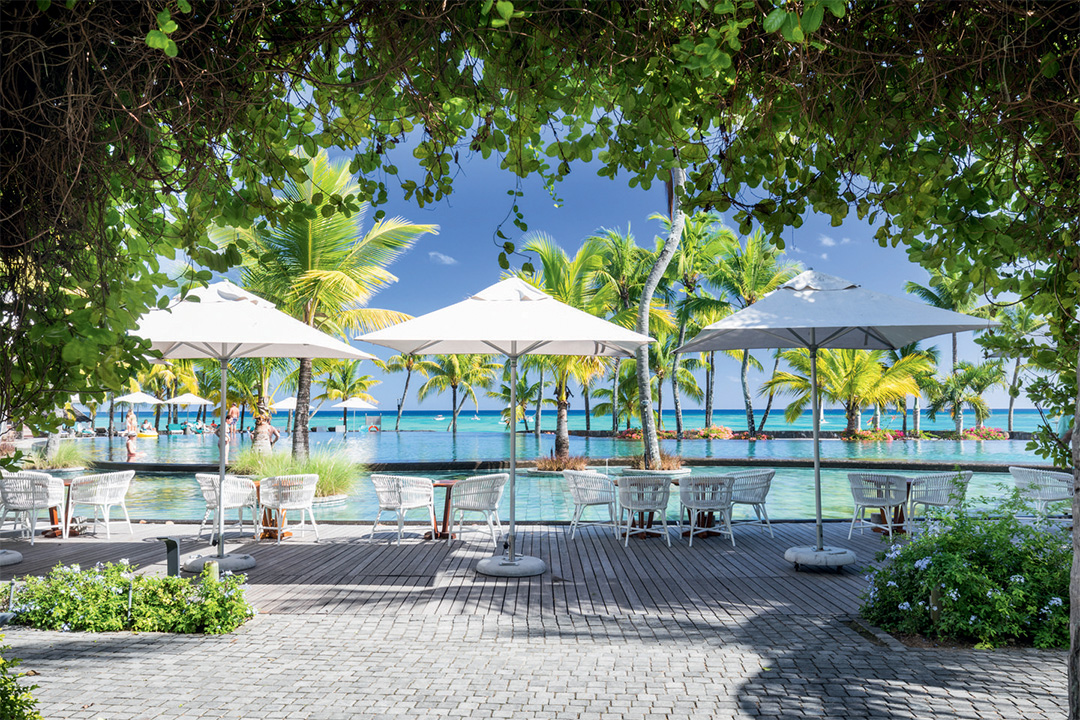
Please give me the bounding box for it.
[434,415,445,420]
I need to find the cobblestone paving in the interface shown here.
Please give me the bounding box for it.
[5,611,1067,719]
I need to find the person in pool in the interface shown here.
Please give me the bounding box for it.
[140,419,154,433]
[125,410,138,436]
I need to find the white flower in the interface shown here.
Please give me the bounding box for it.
[886,581,897,588]
[1049,596,1063,606]
[947,589,959,601]
[969,615,978,624]
[119,558,130,566]
[898,602,911,611]
[914,557,933,571]
[1009,575,1025,584]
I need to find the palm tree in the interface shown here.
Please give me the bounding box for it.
[763,349,932,433]
[977,305,1047,432]
[376,353,438,431]
[651,211,734,437]
[315,359,381,431]
[231,149,437,459]
[924,361,1001,435]
[706,229,800,436]
[592,361,642,430]
[518,233,609,458]
[417,354,499,432]
[649,330,703,429]
[885,343,940,435]
[905,269,989,371]
[486,366,542,432]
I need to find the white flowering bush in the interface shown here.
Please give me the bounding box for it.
[6,561,254,634]
[861,494,1070,649]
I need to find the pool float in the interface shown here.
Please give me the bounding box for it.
[368,425,380,432]
[137,430,159,438]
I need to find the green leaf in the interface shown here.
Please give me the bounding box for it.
[481,0,494,14]
[802,6,824,33]
[156,10,177,34]
[164,39,178,58]
[35,0,50,11]
[763,8,787,33]
[824,0,845,17]
[1040,54,1060,78]
[498,252,510,270]
[496,1,513,21]
[145,30,168,50]
[177,0,192,11]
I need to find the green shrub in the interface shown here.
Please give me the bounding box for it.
[230,448,360,497]
[7,561,254,634]
[0,635,42,720]
[21,441,89,470]
[534,455,589,471]
[861,495,1071,649]
[628,449,683,470]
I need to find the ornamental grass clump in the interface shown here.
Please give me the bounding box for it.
[534,455,589,471]
[230,448,360,497]
[628,449,683,470]
[6,560,254,634]
[22,441,89,469]
[861,494,1070,649]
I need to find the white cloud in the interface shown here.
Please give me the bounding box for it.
[428,251,458,266]
[820,253,829,261]
[819,235,837,247]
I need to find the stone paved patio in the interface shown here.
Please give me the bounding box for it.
[1,521,1069,719]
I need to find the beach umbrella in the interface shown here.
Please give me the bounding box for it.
[165,392,213,406]
[331,397,378,433]
[134,280,374,571]
[357,277,653,577]
[678,270,997,569]
[113,391,163,406]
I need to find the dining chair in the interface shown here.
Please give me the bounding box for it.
[0,472,60,544]
[727,469,775,537]
[677,474,734,548]
[447,473,508,548]
[1009,466,1072,517]
[369,474,437,544]
[194,473,260,543]
[0,470,65,537]
[617,475,672,547]
[562,470,619,539]
[66,471,136,539]
[906,470,972,534]
[847,473,908,538]
[260,474,320,544]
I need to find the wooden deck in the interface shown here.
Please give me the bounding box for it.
[0,520,889,620]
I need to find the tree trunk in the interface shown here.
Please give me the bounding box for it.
[913,396,921,435]
[656,380,663,430]
[740,351,756,437]
[611,360,620,433]
[396,368,412,431]
[1008,358,1021,433]
[555,388,569,459]
[450,385,459,432]
[871,405,881,430]
[673,322,686,438]
[583,387,591,433]
[954,403,963,435]
[292,357,312,460]
[1068,343,1079,720]
[252,415,272,455]
[951,332,958,372]
[342,407,348,430]
[704,352,714,428]
[154,403,162,431]
[107,392,116,436]
[845,404,860,433]
[44,407,64,459]
[239,405,246,433]
[636,165,685,468]
[758,352,781,433]
[534,368,543,439]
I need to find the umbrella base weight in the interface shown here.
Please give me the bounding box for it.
[476,554,546,578]
[784,546,856,572]
[0,549,22,566]
[182,553,256,573]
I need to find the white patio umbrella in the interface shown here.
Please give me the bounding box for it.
[135,280,375,571]
[165,392,213,406]
[269,397,306,411]
[678,270,997,569]
[358,277,653,577]
[331,397,378,433]
[113,391,163,406]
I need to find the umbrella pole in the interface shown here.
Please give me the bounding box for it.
[218,359,227,559]
[810,348,824,552]
[507,356,518,562]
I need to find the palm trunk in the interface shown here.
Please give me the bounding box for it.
[453,392,468,432]
[673,322,687,438]
[396,368,412,431]
[583,388,591,433]
[292,356,313,460]
[954,403,963,435]
[871,404,881,430]
[704,352,714,428]
[913,395,922,435]
[656,380,663,430]
[611,360,620,433]
[534,368,543,439]
[154,404,162,431]
[740,351,756,437]
[900,398,909,434]
[1008,358,1021,433]
[636,165,685,467]
[951,333,958,372]
[555,385,569,459]
[845,403,860,433]
[757,352,781,433]
[450,385,459,432]
[107,392,116,436]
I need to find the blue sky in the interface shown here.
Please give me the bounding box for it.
[329,149,1017,414]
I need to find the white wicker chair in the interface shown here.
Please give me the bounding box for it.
[369,474,437,544]
[563,470,619,539]
[617,476,672,547]
[1009,466,1072,517]
[260,474,320,544]
[66,471,135,538]
[194,473,260,543]
[847,473,907,539]
[678,474,734,548]
[0,472,57,544]
[0,470,65,538]
[906,470,972,534]
[447,473,508,548]
[727,469,775,537]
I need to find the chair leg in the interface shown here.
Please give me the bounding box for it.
[102,506,111,539]
[370,509,383,542]
[569,505,583,539]
[198,509,212,538]
[308,509,319,542]
[121,503,133,535]
[687,507,696,548]
[27,511,37,546]
[486,512,498,549]
[396,512,404,545]
[848,507,860,539]
[446,510,455,545]
[276,511,285,545]
[725,508,735,548]
[623,508,631,548]
[610,502,619,539]
[428,503,437,540]
[758,504,773,538]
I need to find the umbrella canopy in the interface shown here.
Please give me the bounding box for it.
[165,392,213,406]
[134,280,374,568]
[358,277,653,577]
[677,270,997,568]
[269,397,309,411]
[113,391,163,405]
[331,397,378,410]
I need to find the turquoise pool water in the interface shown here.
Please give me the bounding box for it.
[83,433,1041,466]
[121,467,1023,525]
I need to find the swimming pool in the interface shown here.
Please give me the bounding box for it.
[82,432,1042,466]
[120,466,1022,525]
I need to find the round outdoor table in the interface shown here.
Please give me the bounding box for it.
[423,478,458,540]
